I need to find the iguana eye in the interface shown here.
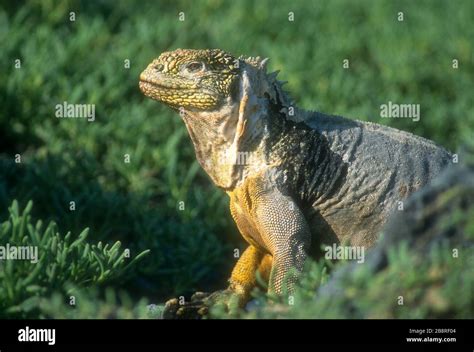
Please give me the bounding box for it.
[184,61,204,73]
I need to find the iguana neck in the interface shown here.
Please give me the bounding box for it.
[180,96,276,190]
[177,98,244,189]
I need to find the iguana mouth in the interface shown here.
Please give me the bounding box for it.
[139,79,182,90]
[139,80,218,100]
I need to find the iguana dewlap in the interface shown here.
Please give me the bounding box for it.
[139,49,452,313]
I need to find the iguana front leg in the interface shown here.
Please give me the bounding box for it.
[228,245,272,299]
[162,175,311,318]
[230,175,312,295]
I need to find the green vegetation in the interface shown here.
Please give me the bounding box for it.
[211,243,474,319]
[0,0,472,318]
[0,200,150,318]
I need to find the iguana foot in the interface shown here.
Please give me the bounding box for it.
[162,289,242,319]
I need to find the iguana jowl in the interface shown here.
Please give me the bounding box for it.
[139,48,452,316]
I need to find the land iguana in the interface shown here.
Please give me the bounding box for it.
[139,48,453,318]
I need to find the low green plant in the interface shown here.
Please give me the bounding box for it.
[38,285,156,319]
[0,200,149,318]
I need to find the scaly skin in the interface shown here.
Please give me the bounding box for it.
[139,49,453,318]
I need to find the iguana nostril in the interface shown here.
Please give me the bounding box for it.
[153,63,164,72]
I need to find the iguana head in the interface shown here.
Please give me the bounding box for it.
[140,48,294,189]
[139,49,240,111]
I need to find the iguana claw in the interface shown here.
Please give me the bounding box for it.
[162,289,241,319]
